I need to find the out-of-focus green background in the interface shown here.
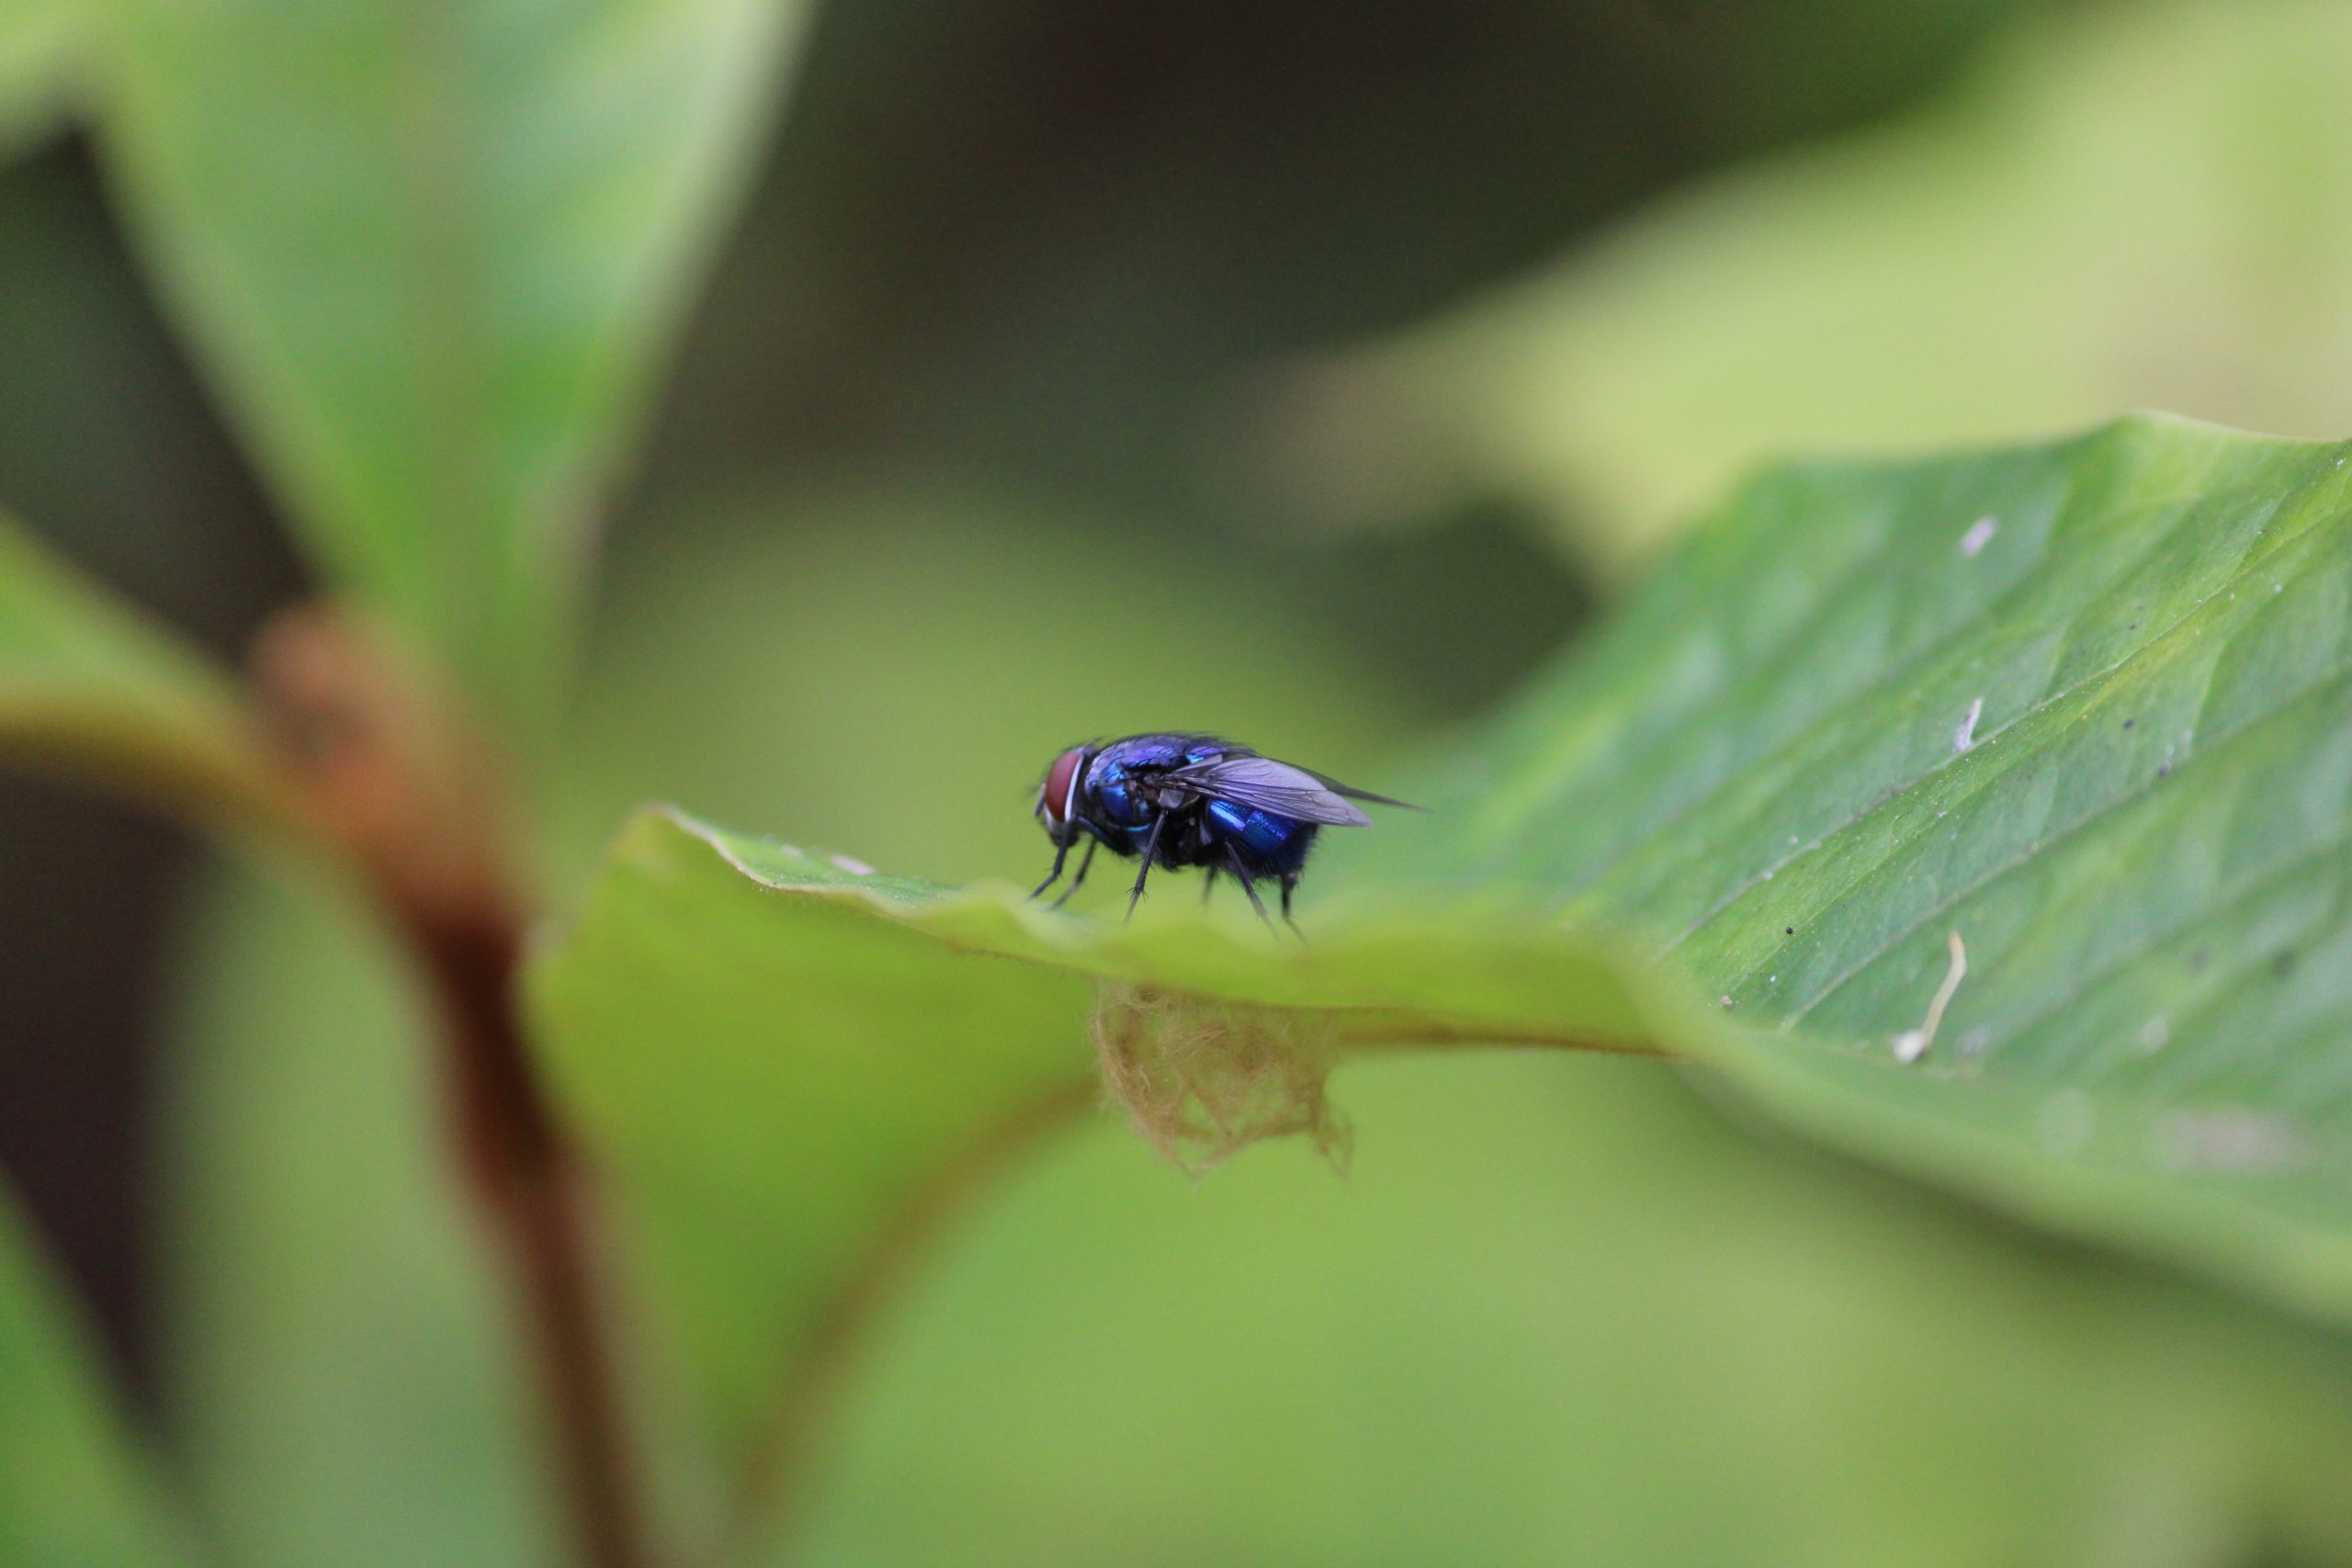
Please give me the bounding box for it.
[13,1,2352,1563]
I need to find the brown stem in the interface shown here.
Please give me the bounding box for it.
[254,609,650,1568]
[414,898,649,1568]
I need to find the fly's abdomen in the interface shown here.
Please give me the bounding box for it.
[1204,798,1315,874]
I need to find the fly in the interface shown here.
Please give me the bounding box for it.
[1030,732,1419,931]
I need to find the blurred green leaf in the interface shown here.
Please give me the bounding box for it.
[1326,1,2352,572]
[0,1187,191,1568]
[797,1053,2352,1568]
[91,0,815,721]
[546,483,1409,887]
[536,419,2352,1484]
[0,505,299,832]
[0,0,75,156]
[531,808,1102,1477]
[157,859,554,1568]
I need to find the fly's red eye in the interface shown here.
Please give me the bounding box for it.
[1042,748,1085,824]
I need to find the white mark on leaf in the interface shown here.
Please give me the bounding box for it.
[2150,1108,2306,1173]
[828,853,876,875]
[2136,1015,2170,1053]
[1954,696,1984,753]
[1959,516,1998,557]
[1892,930,1968,1065]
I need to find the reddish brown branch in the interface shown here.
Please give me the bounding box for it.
[419,901,648,1568]
[255,609,649,1568]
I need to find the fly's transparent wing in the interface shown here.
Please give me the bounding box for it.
[1295,766,1423,812]
[1164,754,1386,827]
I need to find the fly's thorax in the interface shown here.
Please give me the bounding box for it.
[1092,777,1145,829]
[1069,754,1127,828]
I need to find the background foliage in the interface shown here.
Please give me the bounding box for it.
[8,2,2352,1566]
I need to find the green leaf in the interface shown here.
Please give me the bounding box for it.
[1341,414,2352,1320]
[798,1053,2352,1567]
[0,506,300,833]
[1326,3,2352,573]
[91,0,816,720]
[542,813,2352,1563]
[535,419,2352,1484]
[0,0,76,156]
[530,808,1106,1461]
[157,858,555,1568]
[0,1187,192,1568]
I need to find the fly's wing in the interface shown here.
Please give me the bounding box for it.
[1162,753,1409,827]
[1295,764,1424,812]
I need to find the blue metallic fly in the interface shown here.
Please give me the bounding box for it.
[1030,733,1418,931]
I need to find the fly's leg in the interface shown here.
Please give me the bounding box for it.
[1279,872,1305,941]
[1224,847,1279,935]
[1124,815,1166,922]
[1048,839,1097,908]
[1200,864,1221,906]
[1028,836,1069,900]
